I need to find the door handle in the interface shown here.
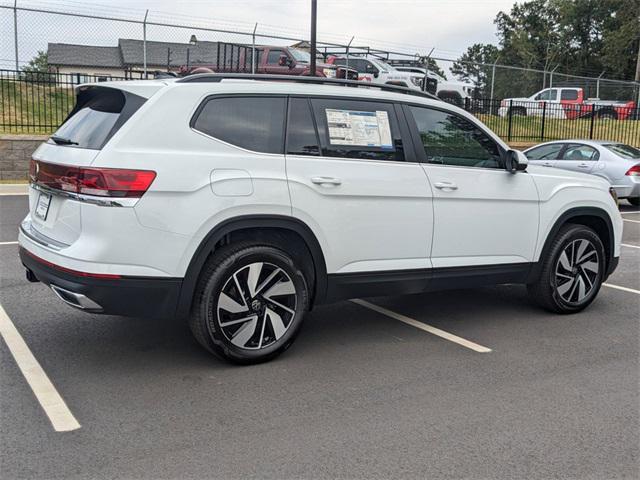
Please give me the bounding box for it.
[542,162,554,167]
[311,176,342,186]
[433,181,458,190]
[577,163,590,168]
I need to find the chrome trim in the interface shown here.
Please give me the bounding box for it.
[50,285,103,312]
[30,182,139,207]
[20,220,69,251]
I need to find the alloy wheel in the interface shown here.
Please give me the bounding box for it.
[554,239,600,304]
[215,262,297,350]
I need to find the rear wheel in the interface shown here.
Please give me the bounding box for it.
[528,224,605,313]
[189,243,309,364]
[598,110,617,120]
[628,197,640,206]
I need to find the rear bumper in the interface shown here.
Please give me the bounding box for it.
[20,247,182,319]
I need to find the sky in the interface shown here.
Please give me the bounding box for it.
[0,0,517,70]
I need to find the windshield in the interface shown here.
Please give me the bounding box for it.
[289,48,310,63]
[604,144,640,159]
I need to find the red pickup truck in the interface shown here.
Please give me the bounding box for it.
[499,87,637,120]
[179,43,357,79]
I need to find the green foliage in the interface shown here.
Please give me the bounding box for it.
[22,50,48,73]
[452,0,640,98]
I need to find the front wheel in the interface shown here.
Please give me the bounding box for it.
[528,224,605,313]
[189,243,309,364]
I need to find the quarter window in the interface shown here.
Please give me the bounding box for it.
[310,98,405,161]
[408,106,502,169]
[525,143,564,160]
[192,96,286,154]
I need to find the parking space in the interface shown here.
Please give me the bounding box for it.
[1,194,638,479]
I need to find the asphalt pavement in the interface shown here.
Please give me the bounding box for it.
[1,194,639,480]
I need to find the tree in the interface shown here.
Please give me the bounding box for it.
[423,57,447,79]
[22,50,48,73]
[451,43,499,95]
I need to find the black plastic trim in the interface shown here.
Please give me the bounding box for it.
[20,248,182,319]
[176,215,328,319]
[325,262,532,303]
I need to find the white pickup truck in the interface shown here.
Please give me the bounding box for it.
[393,66,477,105]
[498,87,636,120]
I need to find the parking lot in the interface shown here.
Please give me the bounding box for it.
[1,191,639,479]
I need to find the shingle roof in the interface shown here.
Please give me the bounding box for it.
[47,43,123,68]
[117,39,223,67]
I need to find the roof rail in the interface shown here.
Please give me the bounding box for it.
[175,73,440,101]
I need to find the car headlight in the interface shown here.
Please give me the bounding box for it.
[411,77,422,86]
[322,68,337,78]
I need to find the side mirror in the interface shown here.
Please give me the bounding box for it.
[504,149,528,174]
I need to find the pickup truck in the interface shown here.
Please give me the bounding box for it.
[326,56,429,92]
[179,43,357,80]
[392,66,478,105]
[498,87,636,120]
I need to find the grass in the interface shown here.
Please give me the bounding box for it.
[478,114,640,147]
[1,79,75,135]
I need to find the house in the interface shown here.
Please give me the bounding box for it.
[47,38,223,81]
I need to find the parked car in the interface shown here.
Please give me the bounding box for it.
[179,43,358,79]
[20,74,621,364]
[524,140,640,205]
[392,66,477,105]
[498,87,636,120]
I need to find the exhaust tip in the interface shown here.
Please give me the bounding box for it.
[50,285,103,312]
[25,268,39,283]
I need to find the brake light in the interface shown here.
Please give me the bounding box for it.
[625,164,640,176]
[29,160,156,198]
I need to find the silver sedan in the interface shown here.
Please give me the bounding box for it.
[524,140,640,206]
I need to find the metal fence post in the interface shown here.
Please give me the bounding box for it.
[13,0,19,71]
[507,99,513,142]
[549,66,558,89]
[143,10,148,78]
[252,23,258,74]
[540,101,547,141]
[596,71,605,99]
[490,56,499,114]
[589,106,596,139]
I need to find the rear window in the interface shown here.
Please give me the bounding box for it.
[52,86,145,150]
[603,144,640,159]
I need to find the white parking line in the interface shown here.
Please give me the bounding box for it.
[622,243,640,250]
[603,283,640,295]
[0,303,80,432]
[351,299,492,353]
[623,218,640,224]
[0,241,18,246]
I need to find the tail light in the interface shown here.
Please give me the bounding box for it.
[29,159,156,198]
[625,164,640,177]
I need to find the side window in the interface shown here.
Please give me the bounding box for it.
[408,105,502,169]
[525,143,564,160]
[310,98,405,161]
[547,89,558,101]
[561,144,599,161]
[267,49,285,64]
[286,97,320,156]
[561,89,579,101]
[534,89,550,100]
[192,96,286,154]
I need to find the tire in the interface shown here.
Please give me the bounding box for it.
[509,107,527,117]
[598,111,617,120]
[189,243,309,364]
[527,224,605,314]
[628,197,640,206]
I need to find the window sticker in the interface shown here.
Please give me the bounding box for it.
[325,109,393,148]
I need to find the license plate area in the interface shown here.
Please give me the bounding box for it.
[34,192,52,221]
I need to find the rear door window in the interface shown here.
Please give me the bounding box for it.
[52,86,145,150]
[561,144,599,161]
[192,96,286,154]
[310,98,405,161]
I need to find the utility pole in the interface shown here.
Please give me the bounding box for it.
[13,0,19,71]
[309,0,317,77]
[635,37,640,82]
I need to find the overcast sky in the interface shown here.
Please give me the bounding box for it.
[1,0,517,70]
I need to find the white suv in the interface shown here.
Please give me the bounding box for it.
[20,74,622,364]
